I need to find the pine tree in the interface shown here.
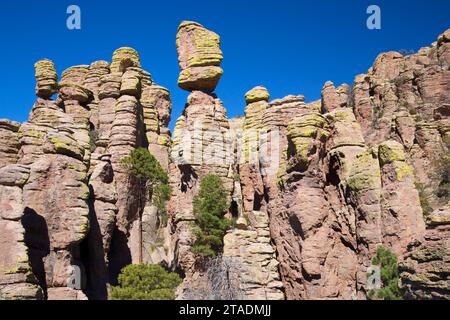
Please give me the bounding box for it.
[369,246,403,300]
[120,147,171,210]
[111,264,181,300]
[120,148,172,263]
[192,174,231,258]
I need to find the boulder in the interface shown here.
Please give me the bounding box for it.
[176,21,223,92]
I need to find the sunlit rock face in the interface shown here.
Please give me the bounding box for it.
[176,21,224,92]
[0,46,173,300]
[400,206,450,300]
[0,24,449,300]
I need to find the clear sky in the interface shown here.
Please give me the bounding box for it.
[0,0,449,131]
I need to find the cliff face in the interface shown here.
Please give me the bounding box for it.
[0,23,449,300]
[0,48,172,300]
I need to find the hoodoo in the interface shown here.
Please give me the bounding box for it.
[0,21,449,300]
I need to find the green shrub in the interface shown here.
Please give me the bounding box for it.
[369,246,403,300]
[121,148,168,186]
[121,148,171,211]
[192,175,231,258]
[111,264,181,300]
[391,76,408,87]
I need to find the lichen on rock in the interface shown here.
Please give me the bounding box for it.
[0,24,449,302]
[176,21,224,92]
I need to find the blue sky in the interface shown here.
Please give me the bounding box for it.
[0,0,449,131]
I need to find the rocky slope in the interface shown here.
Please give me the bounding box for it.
[0,22,449,300]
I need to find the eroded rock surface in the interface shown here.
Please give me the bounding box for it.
[0,46,173,300]
[176,21,223,92]
[0,24,449,300]
[400,206,450,299]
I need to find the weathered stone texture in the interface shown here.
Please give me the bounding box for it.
[400,206,450,299]
[223,211,284,300]
[0,120,20,168]
[351,29,450,212]
[176,21,223,92]
[34,59,58,98]
[0,24,449,301]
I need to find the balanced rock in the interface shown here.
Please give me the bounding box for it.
[34,59,58,98]
[176,21,223,92]
[244,86,270,104]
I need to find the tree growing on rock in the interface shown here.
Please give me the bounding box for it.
[121,148,171,263]
[369,246,403,300]
[192,174,232,258]
[111,264,181,300]
[121,147,171,210]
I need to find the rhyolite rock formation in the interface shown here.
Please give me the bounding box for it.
[176,21,223,92]
[400,206,450,299]
[0,23,449,300]
[0,46,173,300]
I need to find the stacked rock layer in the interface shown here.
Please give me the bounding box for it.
[0,23,449,300]
[0,47,173,300]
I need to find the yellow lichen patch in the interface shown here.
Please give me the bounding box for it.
[34,59,58,97]
[178,69,191,85]
[78,184,90,200]
[245,86,270,104]
[291,140,310,161]
[320,130,331,140]
[187,53,223,68]
[113,47,139,57]
[157,135,171,147]
[285,113,329,167]
[276,163,287,189]
[60,65,89,82]
[77,218,90,242]
[3,266,28,275]
[177,67,223,90]
[110,47,141,73]
[379,140,406,166]
[393,161,414,182]
[328,109,357,123]
[287,113,328,139]
[34,59,57,76]
[171,115,186,150]
[58,83,93,102]
[427,209,450,226]
[296,126,318,138]
[177,20,205,31]
[295,113,327,128]
[20,128,46,140]
[17,255,29,265]
[193,27,221,47]
[346,148,382,192]
[50,135,85,160]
